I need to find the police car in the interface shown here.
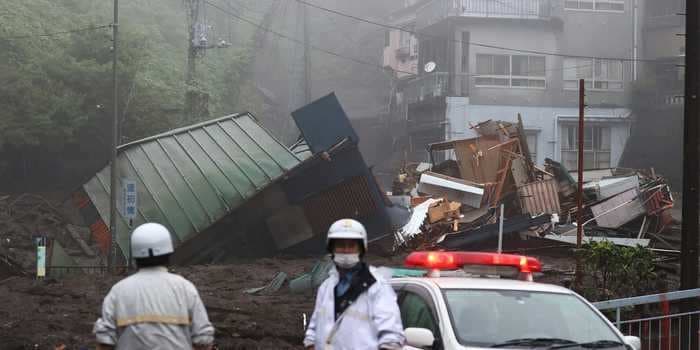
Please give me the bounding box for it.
[390,251,641,350]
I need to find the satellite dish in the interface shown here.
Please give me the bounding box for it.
[424,61,437,73]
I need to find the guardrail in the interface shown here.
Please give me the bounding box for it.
[594,289,700,349]
[46,265,130,277]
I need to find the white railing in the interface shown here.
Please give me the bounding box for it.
[594,289,700,349]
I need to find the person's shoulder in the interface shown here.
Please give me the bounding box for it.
[164,271,198,290]
[368,265,392,282]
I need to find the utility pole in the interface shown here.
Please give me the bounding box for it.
[302,1,311,104]
[681,0,699,346]
[287,1,311,144]
[185,0,200,120]
[575,79,585,289]
[109,0,119,271]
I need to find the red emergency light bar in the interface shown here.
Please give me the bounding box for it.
[404,251,542,274]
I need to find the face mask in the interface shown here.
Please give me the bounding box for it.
[333,253,360,269]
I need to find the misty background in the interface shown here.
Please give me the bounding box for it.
[0,0,685,192]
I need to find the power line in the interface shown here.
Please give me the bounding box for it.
[294,0,666,64]
[206,0,597,78]
[0,24,112,40]
[208,0,607,79]
[203,0,418,75]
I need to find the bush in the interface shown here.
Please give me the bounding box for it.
[576,241,657,301]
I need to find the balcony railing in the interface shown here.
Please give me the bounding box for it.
[417,0,551,29]
[404,72,470,104]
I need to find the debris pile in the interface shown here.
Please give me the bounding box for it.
[391,118,676,253]
[0,193,100,277]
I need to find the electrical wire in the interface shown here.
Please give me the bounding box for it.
[294,0,668,64]
[205,0,604,78]
[203,0,418,75]
[0,24,112,40]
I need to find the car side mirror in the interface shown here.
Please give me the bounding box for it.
[623,336,641,350]
[405,327,435,348]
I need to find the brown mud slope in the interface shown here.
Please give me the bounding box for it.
[0,255,407,350]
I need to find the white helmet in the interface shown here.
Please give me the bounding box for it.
[326,219,368,252]
[131,223,174,259]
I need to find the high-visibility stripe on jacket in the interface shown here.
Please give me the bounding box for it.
[94,266,214,349]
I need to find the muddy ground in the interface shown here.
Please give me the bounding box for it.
[0,254,413,350]
[0,250,583,350]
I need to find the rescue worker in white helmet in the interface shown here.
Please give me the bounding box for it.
[93,223,215,350]
[303,219,405,350]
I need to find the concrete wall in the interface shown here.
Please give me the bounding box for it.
[445,0,637,108]
[445,97,631,167]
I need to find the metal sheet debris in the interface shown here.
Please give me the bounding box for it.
[438,214,552,249]
[243,271,288,295]
[395,198,442,246]
[598,175,640,200]
[417,172,484,208]
[591,188,646,228]
[518,178,561,215]
[543,234,650,248]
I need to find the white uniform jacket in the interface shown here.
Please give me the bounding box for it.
[303,265,405,350]
[93,266,215,349]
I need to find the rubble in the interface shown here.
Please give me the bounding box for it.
[388,117,676,255]
[0,193,101,277]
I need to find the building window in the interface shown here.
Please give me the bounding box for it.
[564,0,624,12]
[461,32,470,73]
[525,131,538,163]
[475,54,546,88]
[560,124,612,171]
[564,58,624,90]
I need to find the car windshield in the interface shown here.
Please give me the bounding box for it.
[443,289,623,348]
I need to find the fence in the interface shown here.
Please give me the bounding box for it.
[594,289,700,349]
[46,265,130,277]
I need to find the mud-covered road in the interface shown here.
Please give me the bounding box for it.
[0,255,414,350]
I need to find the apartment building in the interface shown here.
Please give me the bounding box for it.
[383,0,642,170]
[618,0,684,186]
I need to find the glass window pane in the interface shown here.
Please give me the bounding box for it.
[512,78,529,87]
[580,0,594,9]
[597,152,611,168]
[476,55,492,74]
[584,152,595,169]
[400,293,438,335]
[530,56,545,76]
[599,127,611,150]
[563,81,578,89]
[563,58,578,80]
[493,55,510,75]
[609,81,623,89]
[596,1,624,11]
[595,59,605,79]
[579,60,593,79]
[608,61,622,80]
[529,79,546,88]
[512,55,528,76]
[584,126,594,150]
[565,0,579,9]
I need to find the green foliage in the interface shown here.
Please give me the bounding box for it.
[0,0,261,189]
[0,0,258,146]
[577,241,658,301]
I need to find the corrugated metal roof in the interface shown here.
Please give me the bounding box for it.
[518,178,561,215]
[83,113,302,257]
